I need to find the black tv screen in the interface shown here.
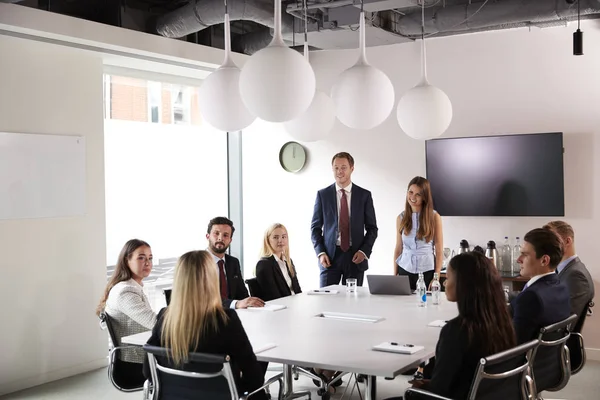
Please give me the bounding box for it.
[425,132,564,217]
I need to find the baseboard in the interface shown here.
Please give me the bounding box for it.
[0,358,108,396]
[586,347,600,362]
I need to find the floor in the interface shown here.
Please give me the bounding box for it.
[1,361,599,400]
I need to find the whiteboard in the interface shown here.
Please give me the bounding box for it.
[0,132,85,220]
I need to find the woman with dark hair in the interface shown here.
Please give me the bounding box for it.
[97,239,157,377]
[387,251,517,400]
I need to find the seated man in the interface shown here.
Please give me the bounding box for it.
[511,228,571,343]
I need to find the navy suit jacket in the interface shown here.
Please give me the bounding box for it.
[310,183,378,271]
[510,273,571,344]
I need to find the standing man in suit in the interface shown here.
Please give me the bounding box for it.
[311,152,378,287]
[206,216,265,309]
[543,221,595,321]
[511,228,571,344]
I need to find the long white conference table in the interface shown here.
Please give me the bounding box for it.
[122,285,458,400]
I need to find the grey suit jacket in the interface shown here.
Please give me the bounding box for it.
[558,257,595,321]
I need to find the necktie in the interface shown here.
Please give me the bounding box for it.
[217,260,227,299]
[340,189,350,252]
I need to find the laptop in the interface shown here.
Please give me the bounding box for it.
[367,275,413,295]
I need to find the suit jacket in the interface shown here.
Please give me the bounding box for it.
[222,254,250,308]
[143,308,266,399]
[310,183,378,271]
[558,257,595,323]
[255,256,302,301]
[510,273,571,344]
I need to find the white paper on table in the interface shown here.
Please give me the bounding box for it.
[306,289,339,295]
[428,320,448,328]
[373,342,424,355]
[253,343,277,354]
[247,304,287,311]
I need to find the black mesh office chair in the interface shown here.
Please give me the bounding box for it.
[568,300,594,374]
[245,278,264,299]
[143,344,283,400]
[98,312,146,392]
[403,339,540,400]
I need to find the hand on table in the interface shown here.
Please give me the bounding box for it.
[236,297,265,309]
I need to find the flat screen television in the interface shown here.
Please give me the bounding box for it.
[425,132,564,217]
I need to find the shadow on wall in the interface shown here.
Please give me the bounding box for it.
[563,132,595,219]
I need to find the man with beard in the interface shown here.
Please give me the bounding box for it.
[206,216,264,309]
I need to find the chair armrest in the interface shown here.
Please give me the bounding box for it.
[240,372,284,399]
[109,345,144,361]
[405,387,454,400]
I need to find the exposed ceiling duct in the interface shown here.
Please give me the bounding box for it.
[155,0,295,38]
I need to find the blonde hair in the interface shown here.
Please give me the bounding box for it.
[160,250,227,366]
[259,223,296,277]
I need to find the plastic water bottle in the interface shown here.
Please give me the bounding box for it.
[512,237,522,275]
[502,236,512,273]
[417,272,427,307]
[431,273,441,305]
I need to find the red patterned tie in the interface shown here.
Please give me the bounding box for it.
[340,189,350,252]
[217,260,227,299]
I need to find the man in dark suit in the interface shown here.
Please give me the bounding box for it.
[543,221,595,321]
[311,152,378,287]
[206,216,264,309]
[511,228,571,344]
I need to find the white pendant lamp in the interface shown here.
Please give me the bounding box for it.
[197,1,256,132]
[397,1,452,140]
[283,1,336,142]
[330,3,395,130]
[239,0,316,123]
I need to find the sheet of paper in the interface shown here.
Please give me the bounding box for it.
[306,289,339,295]
[247,304,287,311]
[372,342,424,355]
[428,320,448,328]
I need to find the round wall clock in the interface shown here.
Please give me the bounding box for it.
[279,141,307,173]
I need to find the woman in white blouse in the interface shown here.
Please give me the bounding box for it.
[255,223,302,301]
[96,239,157,366]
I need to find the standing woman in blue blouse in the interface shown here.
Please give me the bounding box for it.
[393,176,444,290]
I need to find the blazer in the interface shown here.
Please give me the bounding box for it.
[222,254,250,308]
[143,308,266,399]
[104,279,157,363]
[310,183,378,271]
[510,273,571,344]
[558,257,595,322]
[255,256,302,301]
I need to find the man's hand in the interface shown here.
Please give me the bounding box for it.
[236,297,265,309]
[319,254,331,268]
[408,379,430,389]
[352,251,366,264]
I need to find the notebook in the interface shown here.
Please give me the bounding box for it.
[247,304,287,312]
[373,342,424,355]
[428,320,447,328]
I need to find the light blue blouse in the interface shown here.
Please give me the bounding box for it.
[395,211,436,274]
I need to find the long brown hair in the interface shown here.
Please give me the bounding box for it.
[398,176,436,242]
[96,239,150,316]
[259,223,296,277]
[449,252,516,355]
[161,250,227,366]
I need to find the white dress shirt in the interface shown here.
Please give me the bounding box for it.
[208,250,237,309]
[274,254,295,294]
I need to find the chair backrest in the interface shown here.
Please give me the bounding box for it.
[99,311,120,349]
[467,339,539,400]
[573,300,593,333]
[531,313,578,393]
[568,301,593,374]
[143,344,239,400]
[245,278,263,299]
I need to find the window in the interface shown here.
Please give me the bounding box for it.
[147,81,162,124]
[171,85,192,125]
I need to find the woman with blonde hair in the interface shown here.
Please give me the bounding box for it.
[142,250,267,400]
[255,223,302,301]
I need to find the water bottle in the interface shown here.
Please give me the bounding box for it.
[512,237,522,275]
[417,272,427,307]
[502,237,512,274]
[431,273,441,305]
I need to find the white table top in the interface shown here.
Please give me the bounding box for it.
[122,285,458,378]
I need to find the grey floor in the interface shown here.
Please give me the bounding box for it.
[2,361,599,400]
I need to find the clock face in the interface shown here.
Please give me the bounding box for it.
[279,142,307,173]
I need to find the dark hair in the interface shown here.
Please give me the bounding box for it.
[331,152,354,168]
[543,220,575,242]
[207,216,235,236]
[448,252,517,355]
[524,228,563,269]
[96,239,150,316]
[399,176,436,242]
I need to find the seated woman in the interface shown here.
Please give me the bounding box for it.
[255,223,302,301]
[387,251,517,400]
[143,250,268,400]
[96,239,157,384]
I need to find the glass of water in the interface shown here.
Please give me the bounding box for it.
[346,278,357,293]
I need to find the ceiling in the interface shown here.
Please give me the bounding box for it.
[6,0,600,54]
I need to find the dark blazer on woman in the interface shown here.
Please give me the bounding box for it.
[255,255,302,301]
[143,308,267,400]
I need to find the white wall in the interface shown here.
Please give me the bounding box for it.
[0,36,107,394]
[241,22,600,353]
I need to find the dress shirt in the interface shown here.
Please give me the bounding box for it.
[524,271,557,290]
[273,254,295,295]
[209,250,237,309]
[556,254,578,275]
